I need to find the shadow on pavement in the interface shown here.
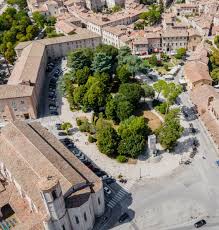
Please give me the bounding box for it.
[174,137,198,155]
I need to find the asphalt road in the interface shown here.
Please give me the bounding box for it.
[107,92,219,230]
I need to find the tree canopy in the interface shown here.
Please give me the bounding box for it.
[96,124,119,157]
[0,7,40,63]
[140,4,162,26]
[156,109,183,149]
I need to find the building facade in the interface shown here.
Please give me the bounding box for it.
[0,32,101,122]
[0,120,105,229]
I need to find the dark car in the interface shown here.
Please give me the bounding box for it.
[119,213,129,223]
[58,132,67,136]
[56,123,62,129]
[92,167,101,173]
[105,178,116,185]
[95,171,107,177]
[50,111,58,115]
[193,139,199,147]
[194,219,206,228]
[82,159,91,165]
[63,138,71,143]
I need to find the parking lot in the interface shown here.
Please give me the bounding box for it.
[38,59,122,213]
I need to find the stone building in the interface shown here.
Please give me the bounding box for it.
[184,42,212,90]
[161,29,188,52]
[0,32,101,122]
[191,84,219,148]
[0,120,105,229]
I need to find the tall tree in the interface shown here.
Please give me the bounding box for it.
[67,49,93,70]
[123,55,144,77]
[153,79,167,99]
[157,109,184,150]
[92,52,112,74]
[118,46,132,65]
[116,65,131,83]
[96,125,119,157]
[119,83,144,105]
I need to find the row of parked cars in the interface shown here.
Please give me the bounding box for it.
[55,123,116,188]
[47,62,63,116]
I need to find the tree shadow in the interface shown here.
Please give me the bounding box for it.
[174,137,197,155]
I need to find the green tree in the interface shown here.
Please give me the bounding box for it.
[26,24,39,39]
[149,54,158,66]
[32,12,46,28]
[83,76,109,111]
[75,66,90,85]
[117,99,134,121]
[118,116,150,157]
[157,108,183,149]
[116,65,131,83]
[175,47,186,59]
[118,116,150,139]
[153,79,167,99]
[123,55,144,77]
[140,4,162,26]
[105,97,118,122]
[118,46,132,65]
[92,52,112,74]
[67,49,93,70]
[119,83,144,105]
[162,82,182,113]
[47,16,56,26]
[7,0,27,8]
[95,44,118,61]
[141,83,155,99]
[96,125,119,157]
[118,134,145,158]
[73,85,87,107]
[210,68,219,83]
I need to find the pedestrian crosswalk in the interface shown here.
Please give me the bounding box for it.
[107,189,129,209]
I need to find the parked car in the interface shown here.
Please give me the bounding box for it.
[49,106,57,111]
[95,171,107,177]
[83,160,92,166]
[104,187,112,195]
[54,69,60,74]
[119,213,129,223]
[56,124,62,130]
[58,132,67,136]
[194,219,206,228]
[105,178,116,185]
[50,111,58,115]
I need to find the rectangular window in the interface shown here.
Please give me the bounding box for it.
[98,197,101,205]
[21,100,24,104]
[62,225,65,230]
[75,216,79,224]
[84,212,87,221]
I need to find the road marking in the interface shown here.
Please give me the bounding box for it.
[107,189,130,208]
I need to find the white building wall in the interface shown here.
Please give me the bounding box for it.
[91,187,105,217]
[67,196,95,230]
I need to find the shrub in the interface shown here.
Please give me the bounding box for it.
[76,118,82,126]
[79,120,91,132]
[155,102,168,114]
[116,155,128,163]
[164,64,169,71]
[88,135,97,143]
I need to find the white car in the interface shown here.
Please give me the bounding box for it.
[104,187,112,195]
